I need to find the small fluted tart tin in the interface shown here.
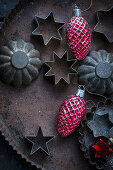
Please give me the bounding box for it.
[0,39,42,87]
[0,0,113,170]
[79,100,113,170]
[78,50,113,96]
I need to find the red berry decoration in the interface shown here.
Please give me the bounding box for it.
[66,7,91,60]
[91,139,113,159]
[57,87,86,137]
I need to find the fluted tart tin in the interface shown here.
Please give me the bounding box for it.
[78,50,113,95]
[0,39,42,87]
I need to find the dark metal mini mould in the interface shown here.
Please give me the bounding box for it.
[94,6,113,43]
[78,50,113,96]
[0,39,42,87]
[32,12,65,46]
[45,51,77,85]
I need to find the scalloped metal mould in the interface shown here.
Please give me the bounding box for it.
[78,50,113,96]
[32,12,65,46]
[0,39,42,87]
[79,99,113,170]
[45,51,77,85]
[94,6,113,43]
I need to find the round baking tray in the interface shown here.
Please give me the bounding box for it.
[0,0,113,169]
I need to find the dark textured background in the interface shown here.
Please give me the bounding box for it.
[0,0,19,28]
[0,1,37,169]
[0,132,38,170]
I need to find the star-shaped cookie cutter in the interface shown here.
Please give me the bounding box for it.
[32,12,65,45]
[87,99,113,139]
[87,113,111,138]
[25,126,55,156]
[94,6,113,43]
[45,51,77,85]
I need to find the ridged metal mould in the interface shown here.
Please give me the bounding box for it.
[79,99,113,170]
[0,39,42,87]
[78,50,113,95]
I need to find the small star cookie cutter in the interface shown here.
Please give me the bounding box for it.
[94,6,113,43]
[25,126,55,156]
[45,51,77,85]
[32,12,65,45]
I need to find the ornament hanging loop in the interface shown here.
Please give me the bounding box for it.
[75,85,85,98]
[74,0,92,14]
[73,4,81,17]
[82,0,92,12]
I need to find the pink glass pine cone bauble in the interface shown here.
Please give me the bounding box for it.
[57,87,86,138]
[66,8,91,60]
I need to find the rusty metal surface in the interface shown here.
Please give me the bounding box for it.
[0,0,113,169]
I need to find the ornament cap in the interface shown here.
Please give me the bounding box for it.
[109,138,113,144]
[73,9,82,17]
[75,86,85,98]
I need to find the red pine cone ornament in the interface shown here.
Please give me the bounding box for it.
[57,87,86,137]
[66,7,91,60]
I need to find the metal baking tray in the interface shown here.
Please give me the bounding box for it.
[0,0,113,169]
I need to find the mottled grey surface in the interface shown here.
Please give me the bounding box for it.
[0,0,19,28]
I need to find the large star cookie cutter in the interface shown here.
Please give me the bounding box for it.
[94,6,113,43]
[32,12,65,45]
[45,51,77,85]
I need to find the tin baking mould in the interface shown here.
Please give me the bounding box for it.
[0,39,42,87]
[94,6,113,43]
[77,49,113,95]
[79,99,113,170]
[45,51,77,85]
[32,12,65,46]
